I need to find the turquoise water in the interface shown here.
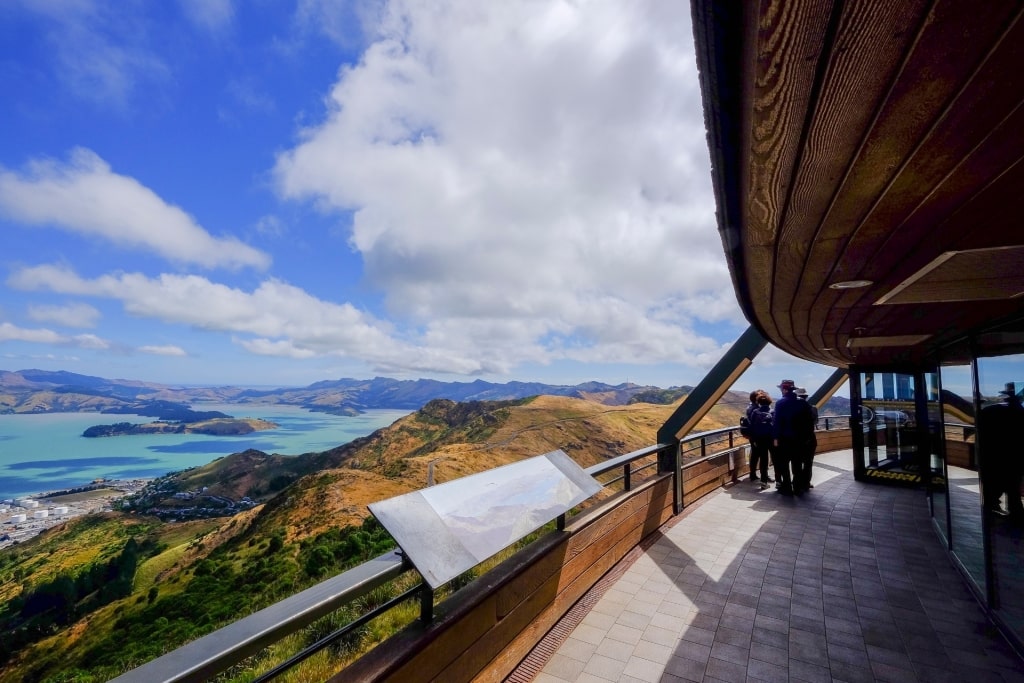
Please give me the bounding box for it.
[0,405,410,500]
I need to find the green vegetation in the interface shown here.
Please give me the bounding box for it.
[297,518,394,579]
[0,538,161,665]
[628,388,687,404]
[0,515,396,683]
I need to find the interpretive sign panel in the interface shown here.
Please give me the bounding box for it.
[368,449,601,589]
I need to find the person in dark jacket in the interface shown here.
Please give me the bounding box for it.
[773,379,814,495]
[794,389,819,493]
[748,391,775,489]
[979,382,1024,521]
[744,390,758,480]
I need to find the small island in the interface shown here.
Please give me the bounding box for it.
[83,417,278,438]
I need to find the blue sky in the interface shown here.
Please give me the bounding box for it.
[0,0,836,395]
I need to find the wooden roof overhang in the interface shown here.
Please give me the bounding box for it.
[691,0,1024,368]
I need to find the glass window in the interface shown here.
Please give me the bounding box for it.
[857,371,923,483]
[939,363,983,598]
[977,355,1024,641]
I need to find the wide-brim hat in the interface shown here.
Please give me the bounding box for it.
[778,379,796,390]
[998,382,1017,396]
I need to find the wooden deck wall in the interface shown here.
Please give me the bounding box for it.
[330,435,854,683]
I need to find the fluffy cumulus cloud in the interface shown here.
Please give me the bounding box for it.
[0,149,270,270]
[27,302,101,328]
[9,264,502,374]
[3,1,745,380]
[274,0,741,372]
[0,322,109,349]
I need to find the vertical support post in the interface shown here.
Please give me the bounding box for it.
[623,463,631,491]
[913,370,931,491]
[556,514,566,531]
[674,442,683,514]
[420,585,434,623]
[659,442,682,514]
[851,366,867,480]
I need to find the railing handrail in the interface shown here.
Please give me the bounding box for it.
[113,416,855,682]
[584,443,671,477]
[110,551,408,683]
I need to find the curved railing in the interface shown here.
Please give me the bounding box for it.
[112,419,851,682]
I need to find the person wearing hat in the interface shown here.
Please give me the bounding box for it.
[773,379,814,495]
[979,382,1024,521]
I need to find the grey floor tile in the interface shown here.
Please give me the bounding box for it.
[704,655,746,681]
[662,654,705,682]
[746,656,789,683]
[582,653,627,681]
[537,452,1024,683]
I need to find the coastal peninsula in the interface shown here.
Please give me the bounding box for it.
[83,417,278,438]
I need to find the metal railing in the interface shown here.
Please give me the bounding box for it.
[113,418,846,682]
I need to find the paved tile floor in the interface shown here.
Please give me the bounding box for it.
[532,451,1024,682]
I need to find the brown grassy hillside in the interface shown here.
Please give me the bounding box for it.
[0,390,747,682]
[253,391,746,541]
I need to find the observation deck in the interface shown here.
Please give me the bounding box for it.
[114,425,1024,682]
[526,450,1024,683]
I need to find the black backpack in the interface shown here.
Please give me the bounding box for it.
[739,414,752,438]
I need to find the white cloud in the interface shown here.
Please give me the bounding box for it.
[237,338,317,359]
[3,2,747,382]
[0,322,65,345]
[9,262,733,376]
[273,1,741,374]
[27,302,101,328]
[0,321,109,349]
[0,148,270,270]
[139,344,187,356]
[72,333,109,349]
[8,264,446,368]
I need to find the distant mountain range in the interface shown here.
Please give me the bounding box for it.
[0,369,694,416]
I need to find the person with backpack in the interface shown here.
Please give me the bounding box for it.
[748,390,775,489]
[741,390,757,475]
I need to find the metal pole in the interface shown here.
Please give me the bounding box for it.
[674,442,683,514]
[420,585,434,623]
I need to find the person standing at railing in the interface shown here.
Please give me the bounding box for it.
[773,379,813,495]
[748,391,775,490]
[794,389,819,493]
[741,390,758,479]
